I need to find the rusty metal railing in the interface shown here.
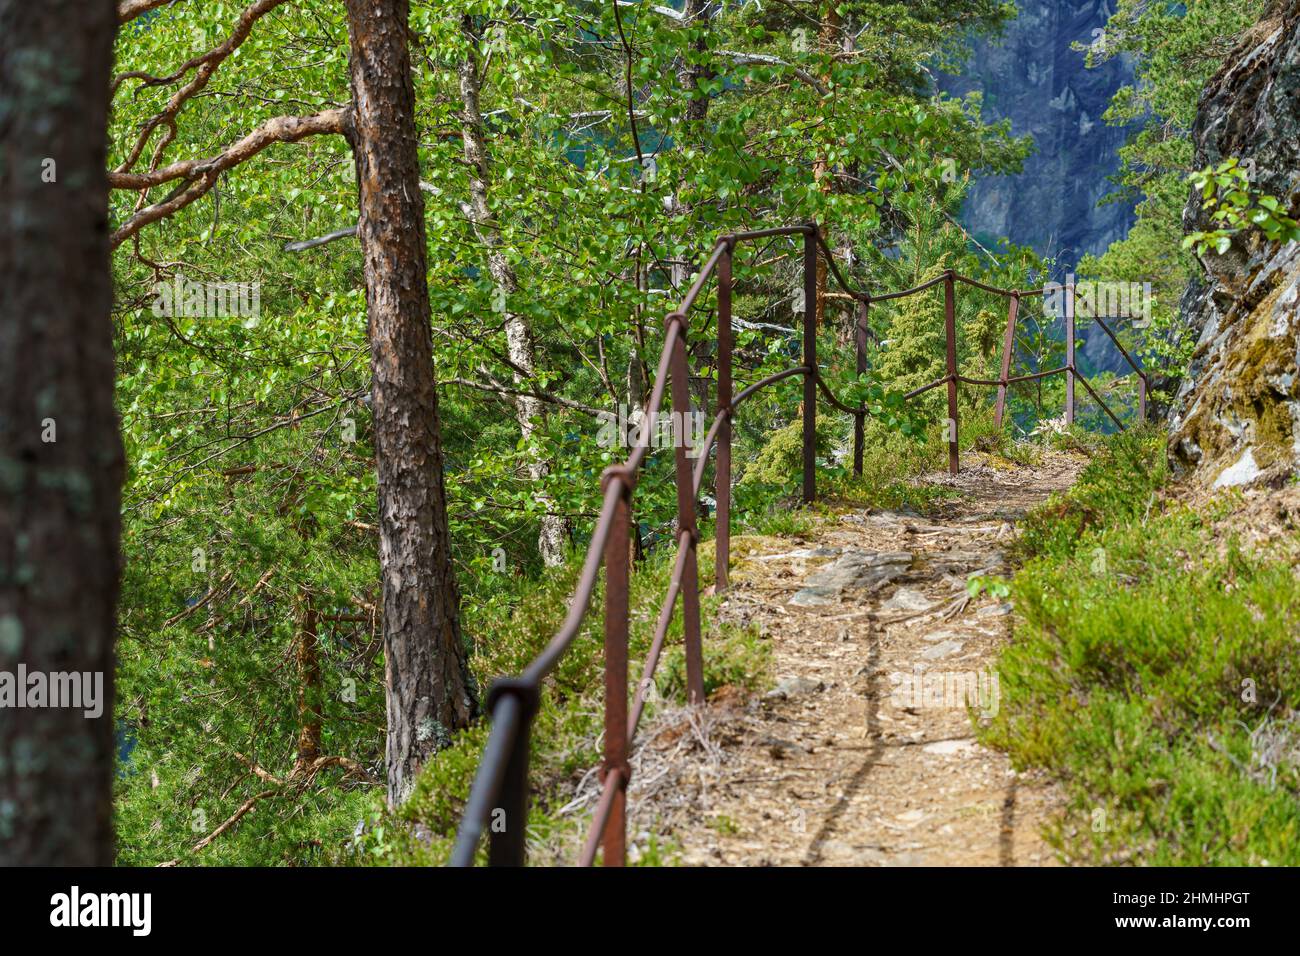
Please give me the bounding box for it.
[448,223,1147,867]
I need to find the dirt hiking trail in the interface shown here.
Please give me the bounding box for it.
[624,449,1083,866]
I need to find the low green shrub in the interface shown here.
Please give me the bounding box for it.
[984,430,1300,864]
[1013,426,1167,561]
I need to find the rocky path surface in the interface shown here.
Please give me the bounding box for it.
[624,450,1082,866]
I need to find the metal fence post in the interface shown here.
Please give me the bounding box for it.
[944,270,959,475]
[994,292,1019,430]
[853,297,869,476]
[802,225,818,504]
[1065,280,1076,426]
[484,685,537,867]
[1138,375,1147,424]
[667,315,706,705]
[715,242,733,592]
[600,474,631,866]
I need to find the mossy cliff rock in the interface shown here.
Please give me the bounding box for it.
[1169,0,1300,488]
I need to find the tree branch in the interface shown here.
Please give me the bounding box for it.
[118,0,186,23]
[715,50,828,95]
[110,109,348,247]
[444,377,604,417]
[162,572,235,627]
[614,1,684,21]
[114,0,293,172]
[283,225,358,252]
[186,789,277,855]
[113,0,290,98]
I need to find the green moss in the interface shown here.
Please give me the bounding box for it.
[1178,266,1299,472]
[1254,398,1293,469]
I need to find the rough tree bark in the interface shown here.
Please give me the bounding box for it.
[457,16,567,567]
[0,0,123,864]
[345,0,477,807]
[293,592,321,774]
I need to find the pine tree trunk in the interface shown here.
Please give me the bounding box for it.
[0,0,122,865]
[294,592,321,773]
[344,0,477,808]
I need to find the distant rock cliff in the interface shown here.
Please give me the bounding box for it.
[942,0,1136,269]
[1168,0,1300,488]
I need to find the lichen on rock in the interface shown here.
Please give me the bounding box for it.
[1169,0,1300,488]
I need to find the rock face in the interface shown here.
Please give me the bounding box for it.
[941,0,1137,269]
[1168,1,1300,488]
[941,0,1140,376]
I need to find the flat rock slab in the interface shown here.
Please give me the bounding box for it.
[766,676,825,698]
[923,739,978,757]
[788,549,912,606]
[920,639,965,660]
[788,585,841,607]
[862,511,920,526]
[880,586,937,613]
[755,546,841,562]
[928,550,1004,574]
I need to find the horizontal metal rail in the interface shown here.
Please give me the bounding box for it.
[960,365,1069,388]
[448,225,1147,868]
